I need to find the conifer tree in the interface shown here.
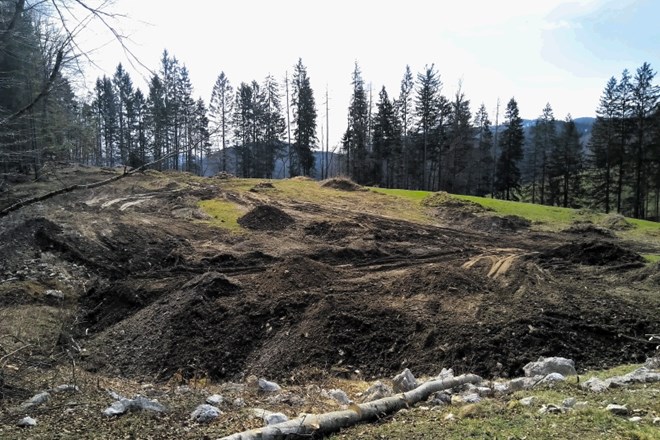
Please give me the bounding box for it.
[209,71,234,172]
[549,114,582,207]
[473,104,493,196]
[291,58,317,176]
[631,62,659,218]
[494,98,524,200]
[527,103,556,204]
[414,64,441,190]
[397,65,414,188]
[372,86,399,187]
[589,77,618,213]
[343,62,369,182]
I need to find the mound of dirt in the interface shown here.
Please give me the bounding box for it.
[423,192,489,217]
[563,222,615,238]
[249,182,275,192]
[238,205,295,231]
[303,220,363,241]
[538,240,644,267]
[628,262,660,286]
[321,177,365,191]
[468,215,531,232]
[257,256,339,291]
[601,214,633,231]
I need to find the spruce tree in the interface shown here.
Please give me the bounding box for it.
[494,98,524,200]
[209,72,234,172]
[446,86,472,193]
[343,61,369,183]
[291,58,317,176]
[549,114,582,207]
[397,65,414,188]
[414,64,441,190]
[473,104,493,196]
[527,103,556,204]
[372,86,399,187]
[631,62,659,218]
[589,77,618,213]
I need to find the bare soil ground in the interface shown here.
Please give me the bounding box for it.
[1,164,659,436]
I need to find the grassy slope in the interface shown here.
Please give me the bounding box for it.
[371,187,660,255]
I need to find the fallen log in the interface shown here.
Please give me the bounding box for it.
[220,373,481,440]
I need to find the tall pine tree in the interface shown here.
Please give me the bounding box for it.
[494,98,524,200]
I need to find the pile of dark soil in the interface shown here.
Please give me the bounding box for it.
[563,222,615,238]
[237,205,295,231]
[321,177,365,191]
[467,215,531,232]
[303,220,363,241]
[256,256,339,291]
[537,240,644,266]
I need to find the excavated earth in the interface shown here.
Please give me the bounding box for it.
[1,165,659,397]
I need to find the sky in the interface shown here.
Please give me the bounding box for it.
[78,0,660,150]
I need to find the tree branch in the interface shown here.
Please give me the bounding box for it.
[0,47,63,126]
[220,374,482,440]
[0,145,195,218]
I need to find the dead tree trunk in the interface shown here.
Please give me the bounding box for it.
[220,374,481,440]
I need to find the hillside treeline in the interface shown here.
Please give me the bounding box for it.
[1,2,659,219]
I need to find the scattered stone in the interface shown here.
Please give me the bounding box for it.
[429,391,452,406]
[17,417,37,428]
[562,397,577,408]
[436,368,454,381]
[653,417,660,424]
[232,398,245,408]
[102,396,166,417]
[581,377,609,393]
[258,378,281,392]
[206,394,224,406]
[265,412,288,425]
[492,381,510,394]
[176,385,192,394]
[51,384,79,394]
[628,416,643,423]
[45,289,64,299]
[444,413,455,421]
[538,372,566,385]
[539,404,563,415]
[107,390,124,401]
[606,404,629,416]
[644,355,660,370]
[328,389,351,405]
[510,377,540,391]
[265,392,305,406]
[223,382,246,393]
[520,397,536,406]
[461,393,481,404]
[523,357,577,377]
[21,392,50,409]
[361,381,393,402]
[392,368,418,393]
[611,367,660,386]
[475,386,493,397]
[574,401,589,410]
[190,404,221,424]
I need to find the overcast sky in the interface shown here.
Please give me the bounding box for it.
[81,0,659,149]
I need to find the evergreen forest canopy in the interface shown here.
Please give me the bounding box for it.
[1,1,659,220]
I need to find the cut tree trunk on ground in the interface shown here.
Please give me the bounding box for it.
[220,374,481,440]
